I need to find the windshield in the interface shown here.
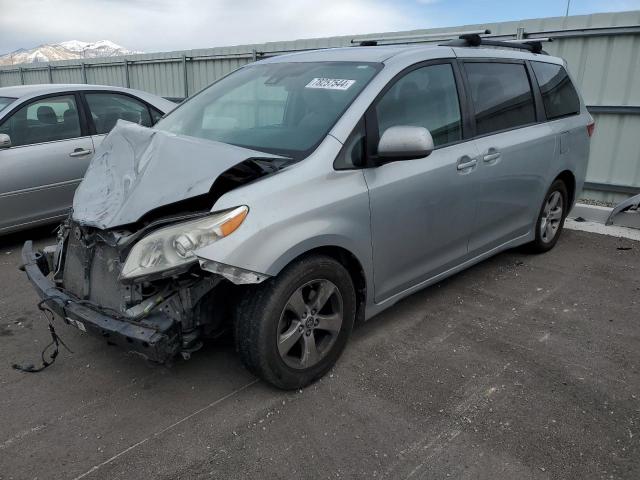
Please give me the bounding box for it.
[0,97,16,112]
[156,62,380,158]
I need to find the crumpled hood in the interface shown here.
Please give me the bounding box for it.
[72,121,281,229]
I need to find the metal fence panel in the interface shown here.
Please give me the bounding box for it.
[587,113,640,201]
[86,63,126,87]
[21,68,49,85]
[50,67,84,84]
[129,57,184,97]
[0,70,21,86]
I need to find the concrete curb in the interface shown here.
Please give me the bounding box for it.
[570,203,640,229]
[565,218,640,241]
[566,203,640,241]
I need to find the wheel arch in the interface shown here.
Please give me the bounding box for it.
[555,170,576,207]
[273,244,368,324]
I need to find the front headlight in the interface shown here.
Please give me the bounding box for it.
[121,206,248,280]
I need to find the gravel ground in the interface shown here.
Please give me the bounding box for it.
[578,198,617,208]
[1,227,639,480]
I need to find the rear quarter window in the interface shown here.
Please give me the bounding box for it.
[464,62,536,136]
[531,62,580,120]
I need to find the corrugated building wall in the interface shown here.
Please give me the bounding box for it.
[1,10,639,202]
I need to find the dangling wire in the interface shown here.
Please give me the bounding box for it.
[12,299,73,373]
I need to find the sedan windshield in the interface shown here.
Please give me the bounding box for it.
[0,97,16,112]
[156,62,380,158]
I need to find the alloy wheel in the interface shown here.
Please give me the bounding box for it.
[277,279,343,370]
[540,190,564,243]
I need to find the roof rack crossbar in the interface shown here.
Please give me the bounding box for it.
[352,29,491,46]
[507,37,553,44]
[443,34,550,54]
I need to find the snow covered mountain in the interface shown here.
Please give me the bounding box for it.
[0,41,140,66]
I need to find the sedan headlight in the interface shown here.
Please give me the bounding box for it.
[121,206,248,280]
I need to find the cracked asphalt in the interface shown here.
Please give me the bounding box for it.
[1,227,639,479]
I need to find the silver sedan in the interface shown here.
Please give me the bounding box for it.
[0,84,176,234]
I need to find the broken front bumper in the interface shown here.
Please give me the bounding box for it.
[21,240,180,363]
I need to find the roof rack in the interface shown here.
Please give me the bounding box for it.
[351,29,491,47]
[351,29,552,54]
[443,33,552,54]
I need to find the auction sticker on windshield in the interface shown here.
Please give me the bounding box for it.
[305,78,356,90]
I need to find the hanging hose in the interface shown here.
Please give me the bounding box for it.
[11,299,73,373]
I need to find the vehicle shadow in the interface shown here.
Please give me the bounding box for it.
[0,223,59,250]
[349,246,528,342]
[168,247,530,377]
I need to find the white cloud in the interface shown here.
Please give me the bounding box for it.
[0,0,431,54]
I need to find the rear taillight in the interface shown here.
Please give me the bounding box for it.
[587,121,595,138]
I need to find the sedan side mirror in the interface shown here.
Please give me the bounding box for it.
[377,126,434,162]
[0,133,11,148]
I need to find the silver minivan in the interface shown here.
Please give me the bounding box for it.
[22,38,593,388]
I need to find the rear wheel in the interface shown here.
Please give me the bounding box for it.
[235,255,356,390]
[526,179,569,253]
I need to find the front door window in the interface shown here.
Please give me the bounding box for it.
[375,63,462,147]
[0,95,81,147]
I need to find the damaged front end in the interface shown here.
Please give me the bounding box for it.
[21,122,287,363]
[23,218,235,362]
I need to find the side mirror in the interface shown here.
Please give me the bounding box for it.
[0,133,11,149]
[377,126,434,161]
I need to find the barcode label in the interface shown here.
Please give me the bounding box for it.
[305,78,356,90]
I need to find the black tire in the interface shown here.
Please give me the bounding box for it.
[235,255,356,390]
[526,179,569,253]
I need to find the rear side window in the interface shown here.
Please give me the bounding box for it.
[375,63,462,147]
[465,62,536,136]
[531,62,580,120]
[85,93,152,135]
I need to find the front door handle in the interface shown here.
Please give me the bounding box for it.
[69,148,93,158]
[457,157,477,171]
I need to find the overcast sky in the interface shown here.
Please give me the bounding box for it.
[1,0,639,54]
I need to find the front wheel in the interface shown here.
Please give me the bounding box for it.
[526,179,569,253]
[235,255,356,390]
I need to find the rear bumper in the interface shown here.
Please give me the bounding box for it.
[21,240,180,363]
